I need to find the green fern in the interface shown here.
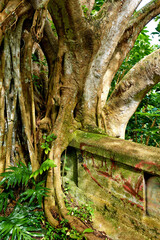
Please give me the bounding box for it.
[30,159,57,178]
[19,181,49,206]
[0,162,32,189]
[0,189,15,213]
[0,203,45,239]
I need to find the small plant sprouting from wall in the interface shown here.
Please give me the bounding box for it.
[64,183,94,223]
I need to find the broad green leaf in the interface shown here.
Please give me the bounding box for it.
[83,228,94,233]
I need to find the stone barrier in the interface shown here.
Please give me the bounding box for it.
[64,130,160,240]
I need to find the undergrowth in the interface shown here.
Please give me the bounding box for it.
[0,157,95,239]
[41,217,94,240]
[64,183,94,223]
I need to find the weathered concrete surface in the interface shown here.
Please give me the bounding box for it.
[70,130,160,175]
[64,130,160,240]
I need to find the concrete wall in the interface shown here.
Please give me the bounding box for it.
[64,131,160,240]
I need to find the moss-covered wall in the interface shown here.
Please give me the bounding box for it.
[64,131,160,240]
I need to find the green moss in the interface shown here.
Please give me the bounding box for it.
[74,129,107,141]
[70,130,160,176]
[65,139,160,239]
[82,125,106,134]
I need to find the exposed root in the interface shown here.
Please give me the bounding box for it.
[44,202,59,227]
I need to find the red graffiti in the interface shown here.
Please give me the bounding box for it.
[115,174,121,181]
[91,154,99,168]
[97,170,119,182]
[121,175,143,201]
[80,143,86,157]
[82,163,103,188]
[80,142,94,152]
[120,198,144,210]
[111,159,116,171]
[96,165,143,201]
[135,176,143,193]
[135,161,160,170]
[123,182,143,201]
[80,149,144,204]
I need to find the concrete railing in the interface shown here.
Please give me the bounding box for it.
[65,130,160,240]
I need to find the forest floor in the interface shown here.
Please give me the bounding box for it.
[0,191,111,240]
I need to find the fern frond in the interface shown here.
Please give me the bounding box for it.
[0,162,32,189]
[19,181,49,206]
[30,159,57,178]
[0,189,15,213]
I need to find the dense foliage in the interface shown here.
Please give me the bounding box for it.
[111,28,160,147]
[0,162,46,239]
[0,162,94,239]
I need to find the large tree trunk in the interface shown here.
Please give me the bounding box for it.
[0,0,160,238]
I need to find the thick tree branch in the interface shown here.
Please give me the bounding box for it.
[29,0,50,10]
[103,49,160,139]
[97,0,160,120]
[48,0,88,42]
[83,0,142,126]
[0,0,31,46]
[120,0,160,64]
[43,0,95,125]
[96,1,122,35]
[130,0,160,27]
[121,0,160,54]
[0,0,31,30]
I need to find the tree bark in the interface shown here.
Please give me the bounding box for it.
[103,49,160,138]
[0,0,160,238]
